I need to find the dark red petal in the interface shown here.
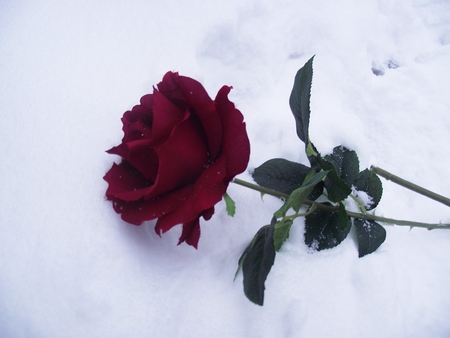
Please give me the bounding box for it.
[145,113,209,199]
[103,161,152,201]
[140,93,154,110]
[177,218,201,248]
[122,105,148,127]
[107,139,158,182]
[152,89,185,145]
[202,206,215,221]
[126,140,159,181]
[176,207,214,248]
[154,157,227,235]
[122,103,153,142]
[215,86,250,182]
[106,111,210,202]
[106,142,128,158]
[158,72,223,159]
[177,76,223,159]
[157,72,179,95]
[124,119,153,142]
[111,184,194,225]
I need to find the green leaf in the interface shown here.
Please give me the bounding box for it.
[252,158,311,194]
[235,229,262,281]
[290,56,314,144]
[273,219,293,251]
[304,204,351,251]
[353,169,383,210]
[338,202,348,230]
[223,193,236,217]
[274,170,329,218]
[316,157,352,202]
[324,146,360,186]
[240,218,277,306]
[354,219,386,257]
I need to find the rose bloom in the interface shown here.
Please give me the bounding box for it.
[104,72,250,248]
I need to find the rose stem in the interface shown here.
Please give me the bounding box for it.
[370,166,450,208]
[232,178,450,230]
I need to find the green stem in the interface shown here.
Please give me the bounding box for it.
[345,210,450,230]
[370,165,450,208]
[233,178,289,199]
[283,203,318,221]
[232,178,450,230]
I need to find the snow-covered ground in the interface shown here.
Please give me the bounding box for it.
[2,0,450,337]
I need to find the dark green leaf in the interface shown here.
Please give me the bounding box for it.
[308,181,324,201]
[289,56,314,144]
[316,157,352,202]
[241,218,276,306]
[354,219,386,257]
[338,202,348,230]
[324,146,360,186]
[273,219,293,251]
[353,169,383,210]
[252,158,311,194]
[304,204,351,251]
[274,170,329,218]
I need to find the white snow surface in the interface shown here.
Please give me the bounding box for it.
[2,0,450,337]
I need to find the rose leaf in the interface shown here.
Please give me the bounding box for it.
[238,217,276,306]
[252,158,311,194]
[304,205,352,251]
[324,146,360,187]
[289,56,314,145]
[273,219,293,251]
[316,157,352,203]
[274,170,329,218]
[353,169,383,210]
[354,219,386,257]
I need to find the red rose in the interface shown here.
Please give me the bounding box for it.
[103,72,250,248]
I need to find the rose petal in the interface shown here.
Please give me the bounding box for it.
[111,184,194,225]
[107,139,158,180]
[152,89,185,145]
[123,119,152,142]
[158,72,223,160]
[104,161,152,201]
[215,86,250,182]
[202,206,215,221]
[106,142,128,158]
[175,207,214,248]
[154,157,227,235]
[177,75,223,160]
[145,112,209,199]
[122,103,153,142]
[177,218,201,248]
[106,110,210,202]
[140,93,154,110]
[121,139,159,182]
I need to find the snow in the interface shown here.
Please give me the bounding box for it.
[1,0,450,337]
